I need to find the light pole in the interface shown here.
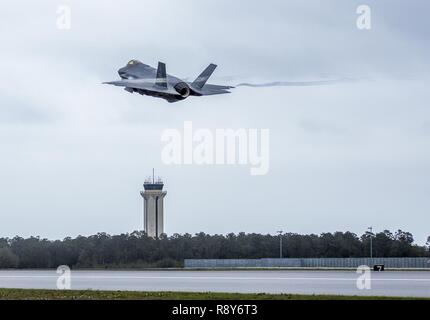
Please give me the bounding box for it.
[368,226,373,259]
[277,230,283,259]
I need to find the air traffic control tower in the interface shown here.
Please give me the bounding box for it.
[140,171,167,238]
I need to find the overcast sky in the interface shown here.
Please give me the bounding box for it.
[0,0,429,244]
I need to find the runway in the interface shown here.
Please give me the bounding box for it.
[0,270,429,298]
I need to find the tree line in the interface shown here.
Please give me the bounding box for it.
[0,230,428,268]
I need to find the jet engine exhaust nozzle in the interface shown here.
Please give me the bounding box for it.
[174,82,190,98]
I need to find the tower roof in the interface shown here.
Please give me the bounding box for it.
[144,169,164,190]
[143,179,164,190]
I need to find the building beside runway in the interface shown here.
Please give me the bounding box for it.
[184,257,430,269]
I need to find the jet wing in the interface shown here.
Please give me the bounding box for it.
[103,79,179,95]
[187,83,234,96]
[203,84,235,90]
[198,89,232,96]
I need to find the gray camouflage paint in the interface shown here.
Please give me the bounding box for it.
[104,60,234,103]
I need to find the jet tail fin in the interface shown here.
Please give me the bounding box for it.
[192,64,217,89]
[155,62,167,88]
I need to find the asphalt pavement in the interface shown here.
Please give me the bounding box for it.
[0,269,429,297]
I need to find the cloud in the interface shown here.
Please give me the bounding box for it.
[0,0,429,244]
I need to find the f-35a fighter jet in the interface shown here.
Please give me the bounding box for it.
[104,60,234,103]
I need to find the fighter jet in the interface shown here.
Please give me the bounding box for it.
[103,60,234,103]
